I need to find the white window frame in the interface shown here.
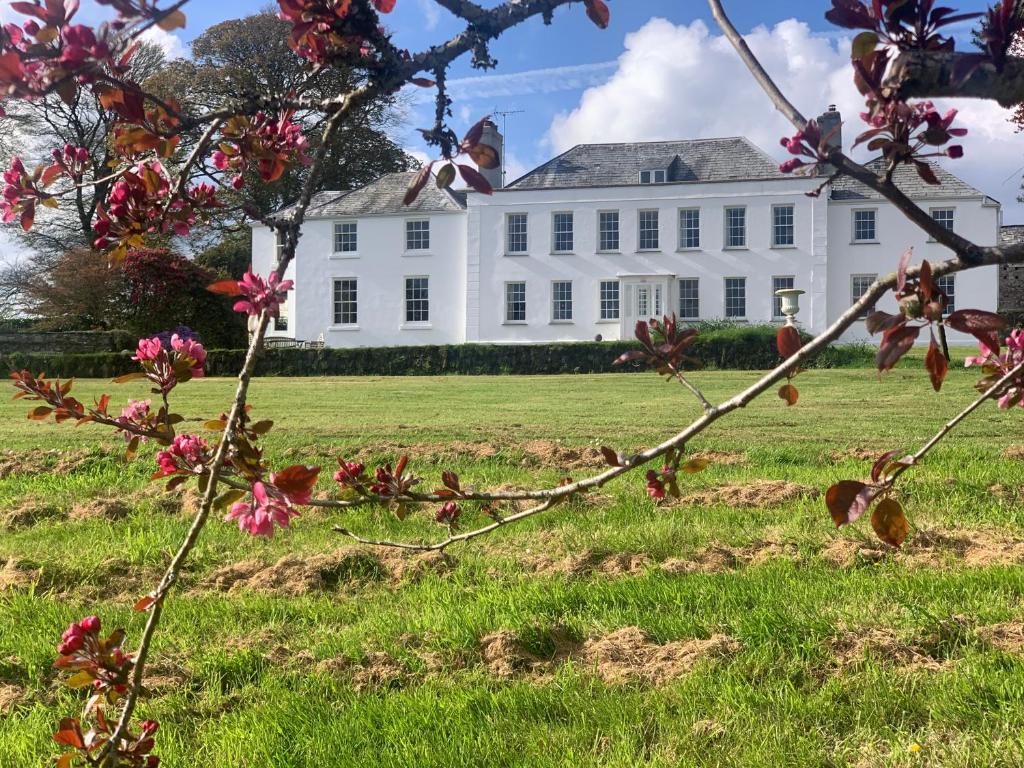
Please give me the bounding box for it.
[504,281,527,324]
[598,210,620,253]
[403,275,430,327]
[638,209,660,251]
[598,280,620,322]
[274,298,289,332]
[552,211,574,254]
[331,277,358,328]
[639,169,667,184]
[332,220,358,256]
[506,212,528,255]
[724,206,747,249]
[678,207,700,250]
[936,273,955,316]
[405,218,431,252]
[772,275,795,320]
[771,204,795,248]
[275,229,286,259]
[851,273,878,319]
[929,207,955,242]
[678,277,699,320]
[551,280,573,323]
[724,277,746,320]
[852,208,878,243]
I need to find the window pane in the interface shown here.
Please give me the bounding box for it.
[507,213,528,253]
[334,222,357,252]
[679,209,700,249]
[639,210,659,250]
[725,277,746,318]
[936,274,955,315]
[553,212,573,252]
[725,207,746,248]
[678,278,699,319]
[599,211,619,251]
[406,220,430,250]
[853,210,876,241]
[773,205,794,247]
[931,208,954,232]
[333,279,357,325]
[851,274,877,318]
[505,282,526,322]
[274,300,289,331]
[405,277,429,323]
[772,276,795,319]
[552,281,573,321]
[599,280,620,320]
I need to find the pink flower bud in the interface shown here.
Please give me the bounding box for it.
[946,145,963,159]
[79,615,101,633]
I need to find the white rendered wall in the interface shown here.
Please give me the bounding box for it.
[826,197,1000,345]
[467,177,826,342]
[251,211,467,347]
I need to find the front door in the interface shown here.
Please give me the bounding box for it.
[622,277,670,338]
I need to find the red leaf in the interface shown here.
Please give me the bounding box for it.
[919,260,936,302]
[944,309,1007,336]
[461,116,489,149]
[871,497,909,547]
[871,449,904,483]
[52,719,84,749]
[613,350,647,366]
[272,464,320,498]
[584,0,611,28]
[600,446,621,467]
[876,324,921,372]
[468,142,500,170]
[134,595,156,612]
[865,311,904,336]
[410,77,435,88]
[19,203,34,231]
[457,164,493,195]
[207,279,242,296]
[403,163,432,206]
[896,247,913,293]
[826,480,875,527]
[778,383,799,406]
[925,332,949,392]
[776,325,802,359]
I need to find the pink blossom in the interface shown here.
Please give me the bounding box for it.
[224,480,299,537]
[154,434,210,477]
[116,398,151,442]
[133,337,163,362]
[170,334,207,378]
[231,270,294,318]
[645,470,665,499]
[966,329,1024,409]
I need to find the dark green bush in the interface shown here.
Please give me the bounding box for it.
[0,325,878,378]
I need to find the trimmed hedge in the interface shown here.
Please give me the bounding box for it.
[0,325,876,378]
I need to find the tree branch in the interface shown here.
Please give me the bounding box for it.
[887,50,1024,108]
[706,0,986,264]
[432,0,487,24]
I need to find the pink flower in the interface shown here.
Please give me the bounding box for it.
[645,470,666,499]
[230,270,294,318]
[154,434,210,477]
[133,337,163,362]
[224,480,299,537]
[170,334,207,378]
[966,329,1024,409]
[116,398,151,443]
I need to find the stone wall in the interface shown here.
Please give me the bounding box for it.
[1000,226,1024,314]
[0,331,131,355]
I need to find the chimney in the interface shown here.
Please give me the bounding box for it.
[478,119,504,190]
[817,105,842,169]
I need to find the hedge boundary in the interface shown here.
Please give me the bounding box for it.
[0,326,878,378]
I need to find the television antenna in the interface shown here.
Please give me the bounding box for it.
[493,108,524,186]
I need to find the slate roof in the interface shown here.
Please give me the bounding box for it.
[506,137,786,190]
[830,158,986,201]
[1001,224,1024,246]
[276,171,466,220]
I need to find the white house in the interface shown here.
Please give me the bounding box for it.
[251,107,1001,349]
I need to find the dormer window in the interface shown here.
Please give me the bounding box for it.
[639,169,666,184]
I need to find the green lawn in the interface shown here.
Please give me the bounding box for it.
[2,368,1024,767]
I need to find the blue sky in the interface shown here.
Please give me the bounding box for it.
[0,0,1019,271]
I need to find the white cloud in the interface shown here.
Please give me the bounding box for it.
[549,17,1024,221]
[139,25,188,60]
[416,0,441,32]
